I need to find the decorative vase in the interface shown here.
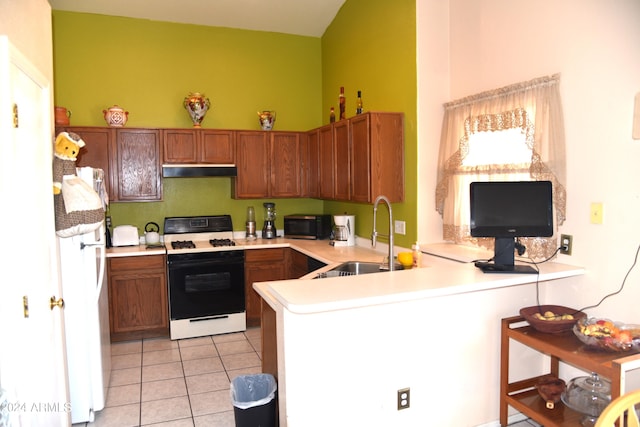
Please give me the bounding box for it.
[257,110,276,130]
[103,105,128,127]
[183,92,211,127]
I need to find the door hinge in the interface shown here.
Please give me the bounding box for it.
[23,295,29,318]
[13,103,18,128]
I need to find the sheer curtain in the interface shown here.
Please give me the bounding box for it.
[435,74,566,260]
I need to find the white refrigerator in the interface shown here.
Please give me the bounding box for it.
[57,168,111,423]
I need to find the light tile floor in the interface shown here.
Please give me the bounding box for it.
[74,328,262,427]
[73,326,544,427]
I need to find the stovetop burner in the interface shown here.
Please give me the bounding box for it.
[210,239,236,247]
[171,240,196,249]
[164,215,236,253]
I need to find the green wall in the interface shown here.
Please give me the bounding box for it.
[52,11,324,232]
[321,0,417,247]
[52,1,417,246]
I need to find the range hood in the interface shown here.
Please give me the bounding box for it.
[162,164,237,178]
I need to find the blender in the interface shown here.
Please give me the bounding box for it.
[262,202,277,239]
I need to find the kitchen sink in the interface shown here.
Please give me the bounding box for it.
[331,261,385,274]
[314,261,402,279]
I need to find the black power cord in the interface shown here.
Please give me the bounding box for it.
[575,244,640,313]
[522,243,640,315]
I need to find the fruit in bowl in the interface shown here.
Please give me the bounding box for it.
[520,305,586,334]
[573,317,640,352]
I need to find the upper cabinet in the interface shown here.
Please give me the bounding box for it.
[163,129,235,164]
[56,126,163,202]
[234,131,270,198]
[350,112,404,203]
[58,126,115,199]
[270,132,302,198]
[113,129,163,201]
[233,130,304,199]
[317,125,335,199]
[308,112,405,203]
[57,112,403,203]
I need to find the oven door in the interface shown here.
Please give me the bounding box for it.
[167,250,245,320]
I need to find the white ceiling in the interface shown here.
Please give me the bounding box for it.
[48,0,346,37]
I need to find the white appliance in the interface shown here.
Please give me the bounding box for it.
[57,167,110,423]
[112,225,139,246]
[332,214,356,247]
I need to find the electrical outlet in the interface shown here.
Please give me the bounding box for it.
[397,387,410,410]
[394,220,406,235]
[560,234,573,255]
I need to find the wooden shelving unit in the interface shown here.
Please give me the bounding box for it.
[500,315,640,426]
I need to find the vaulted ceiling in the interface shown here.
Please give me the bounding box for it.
[48,0,346,37]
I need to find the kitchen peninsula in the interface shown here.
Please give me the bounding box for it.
[252,244,585,427]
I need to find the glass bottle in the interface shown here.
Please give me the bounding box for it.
[329,107,336,123]
[339,87,346,120]
[356,90,363,114]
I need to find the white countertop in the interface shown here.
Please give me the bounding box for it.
[106,238,585,316]
[252,241,585,315]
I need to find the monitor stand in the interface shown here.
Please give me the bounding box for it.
[474,237,538,274]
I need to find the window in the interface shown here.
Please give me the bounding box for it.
[435,74,566,260]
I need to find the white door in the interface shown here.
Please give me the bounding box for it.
[0,37,70,427]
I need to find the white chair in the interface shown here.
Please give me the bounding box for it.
[595,389,640,427]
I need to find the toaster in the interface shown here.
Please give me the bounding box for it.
[112,225,140,246]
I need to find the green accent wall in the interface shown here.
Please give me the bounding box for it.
[321,0,417,248]
[51,1,417,246]
[52,11,324,232]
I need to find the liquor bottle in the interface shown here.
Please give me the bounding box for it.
[356,90,363,114]
[339,87,346,120]
[329,107,336,123]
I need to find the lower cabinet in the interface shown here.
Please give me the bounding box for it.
[108,254,169,341]
[244,248,287,327]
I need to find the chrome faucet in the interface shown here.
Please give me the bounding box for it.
[372,195,395,271]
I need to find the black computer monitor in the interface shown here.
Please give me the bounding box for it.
[469,181,553,273]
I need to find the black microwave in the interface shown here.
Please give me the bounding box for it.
[284,214,332,240]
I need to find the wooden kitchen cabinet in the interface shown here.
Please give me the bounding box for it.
[233,130,304,199]
[500,315,640,427]
[113,128,162,201]
[56,126,163,202]
[309,112,404,202]
[350,112,404,203]
[289,248,310,279]
[56,126,116,199]
[108,254,168,341]
[304,129,320,198]
[333,120,351,200]
[317,124,335,199]
[244,248,287,327]
[234,131,270,198]
[271,132,302,197]
[163,128,235,164]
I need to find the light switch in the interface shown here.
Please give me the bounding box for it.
[590,202,604,224]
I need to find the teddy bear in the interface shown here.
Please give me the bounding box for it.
[53,131,104,237]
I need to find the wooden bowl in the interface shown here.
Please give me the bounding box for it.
[520,305,586,334]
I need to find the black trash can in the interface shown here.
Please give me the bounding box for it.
[231,374,277,427]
